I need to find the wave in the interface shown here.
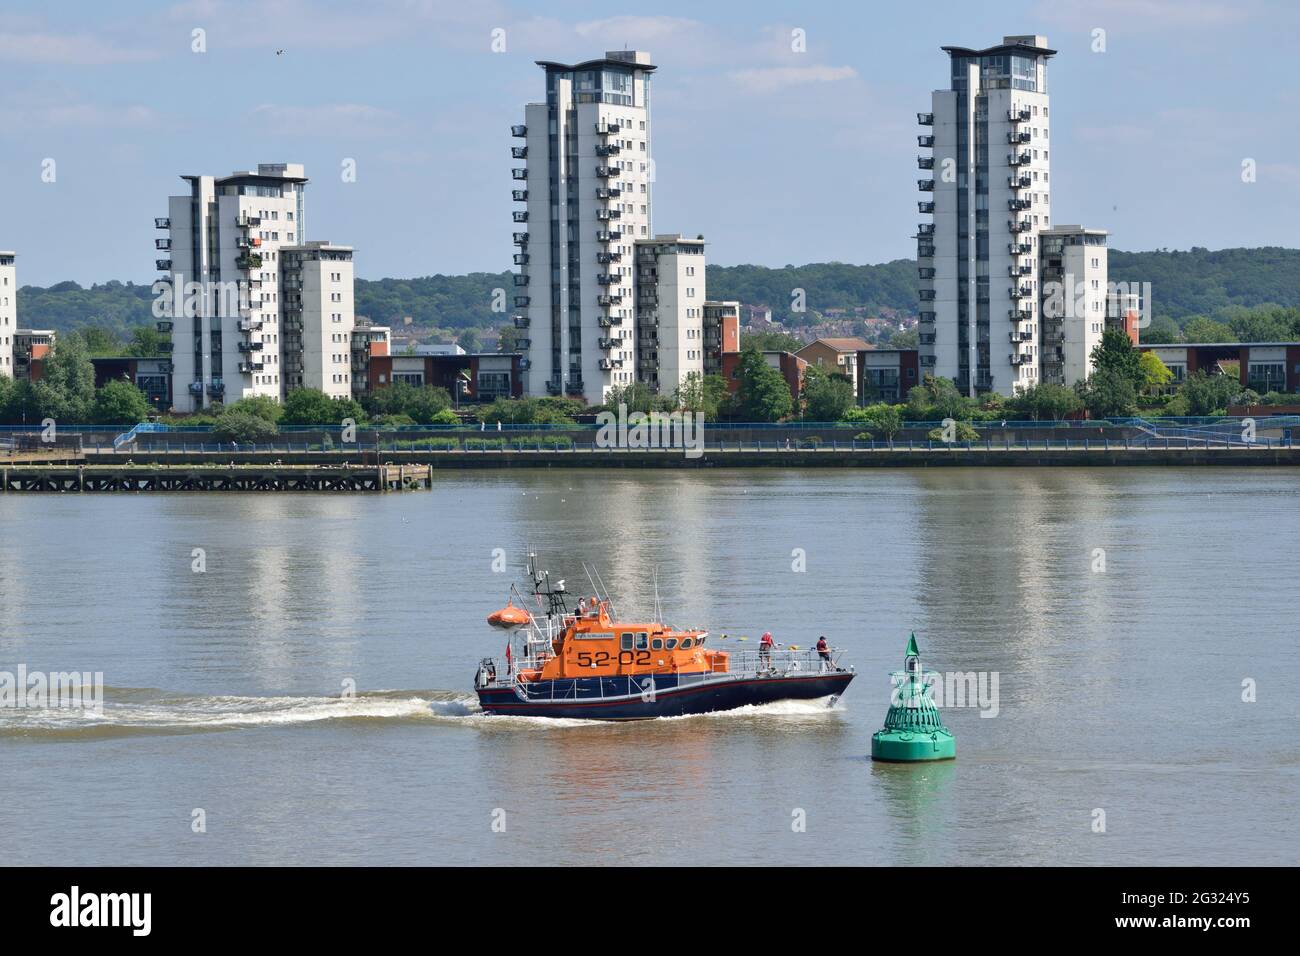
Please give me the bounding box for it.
[0,687,847,741]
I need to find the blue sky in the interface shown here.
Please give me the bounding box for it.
[1,0,1297,286]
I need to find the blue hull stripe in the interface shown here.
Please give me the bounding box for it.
[477,672,854,721]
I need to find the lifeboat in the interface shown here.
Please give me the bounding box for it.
[472,554,855,720]
[487,599,531,630]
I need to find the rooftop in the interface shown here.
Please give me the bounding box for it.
[942,34,1055,58]
[800,337,873,353]
[536,50,655,73]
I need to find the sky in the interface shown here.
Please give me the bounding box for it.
[1,0,1298,287]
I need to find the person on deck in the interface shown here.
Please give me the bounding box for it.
[759,631,774,666]
[816,635,832,669]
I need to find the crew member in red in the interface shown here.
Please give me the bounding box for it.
[759,631,774,665]
[816,635,832,668]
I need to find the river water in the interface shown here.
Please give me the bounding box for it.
[1,467,1297,865]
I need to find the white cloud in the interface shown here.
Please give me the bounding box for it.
[249,102,403,136]
[728,64,858,94]
[0,31,156,65]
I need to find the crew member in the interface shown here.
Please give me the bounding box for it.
[816,635,832,669]
[760,631,774,665]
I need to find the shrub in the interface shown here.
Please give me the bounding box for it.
[927,422,980,443]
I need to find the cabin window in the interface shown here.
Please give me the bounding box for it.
[666,638,678,650]
[680,638,692,649]
[620,633,634,651]
[635,633,648,650]
[651,638,663,650]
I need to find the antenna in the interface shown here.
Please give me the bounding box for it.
[593,566,617,620]
[652,567,661,623]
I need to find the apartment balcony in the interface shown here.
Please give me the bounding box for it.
[918,135,935,148]
[917,112,934,125]
[596,274,620,285]
[1010,308,1033,321]
[155,217,170,229]
[514,296,530,308]
[920,354,937,367]
[919,311,936,323]
[918,179,935,191]
[512,232,529,245]
[1008,131,1031,144]
[237,341,264,353]
[1010,175,1032,189]
[511,124,527,137]
[188,382,204,396]
[1010,330,1033,343]
[1008,152,1031,166]
[918,201,935,214]
[1009,350,1032,365]
[917,223,935,236]
[1009,242,1032,255]
[596,294,623,307]
[156,320,173,333]
[919,289,936,301]
[235,213,261,228]
[1009,108,1031,122]
[238,361,264,374]
[919,333,936,345]
[515,338,532,349]
[595,144,621,156]
[512,189,528,202]
[596,209,621,220]
[513,274,529,286]
[1008,220,1031,233]
[235,254,263,270]
[511,168,527,180]
[917,156,934,170]
[155,238,171,251]
[155,259,173,272]
[1016,284,1035,297]
[596,187,622,199]
[513,211,528,223]
[513,315,529,328]
[596,120,620,135]
[918,244,936,258]
[918,267,936,279]
[595,165,619,178]
[597,315,623,328]
[511,146,527,159]
[596,252,622,264]
[595,230,622,243]
[598,358,623,371]
[282,278,302,291]
[238,319,262,333]
[1017,264,1034,275]
[1008,198,1031,211]
[598,337,623,350]
[513,253,529,265]
[156,341,174,353]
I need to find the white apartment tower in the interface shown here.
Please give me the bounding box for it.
[160,163,356,411]
[919,36,1056,397]
[1039,226,1108,387]
[512,52,655,403]
[0,252,14,378]
[282,242,355,400]
[634,235,705,395]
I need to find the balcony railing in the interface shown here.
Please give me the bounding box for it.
[155,238,171,250]
[514,253,529,265]
[511,168,527,180]
[595,144,621,156]
[595,165,618,178]
[155,217,170,229]
[1009,108,1031,122]
[1010,175,1032,189]
[513,232,529,245]
[513,274,529,286]
[238,341,264,352]
[917,112,934,125]
[512,189,528,202]
[597,294,622,307]
[596,252,622,264]
[595,230,622,243]
[918,179,935,191]
[514,296,530,308]
[513,315,529,328]
[918,267,936,279]
[1008,131,1031,144]
[238,362,264,374]
[511,124,527,137]
[596,209,621,220]
[596,187,622,199]
[156,259,172,271]
[511,146,527,159]
[919,290,936,301]
[917,135,934,148]
[918,201,935,214]
[156,320,173,332]
[917,156,934,170]
[1008,152,1031,166]
[513,211,528,223]
[596,120,620,135]
[918,223,935,235]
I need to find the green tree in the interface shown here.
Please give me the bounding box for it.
[1182,316,1236,343]
[860,402,903,437]
[1074,367,1138,418]
[1089,327,1145,393]
[125,326,166,357]
[1140,315,1180,344]
[1139,352,1173,394]
[225,395,284,424]
[37,335,97,422]
[735,346,793,422]
[801,365,855,421]
[1177,371,1241,416]
[214,409,279,444]
[90,379,152,425]
[458,328,481,352]
[740,331,805,353]
[280,388,365,426]
[497,325,520,353]
[1006,382,1083,421]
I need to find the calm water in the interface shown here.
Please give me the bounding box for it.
[1,468,1298,866]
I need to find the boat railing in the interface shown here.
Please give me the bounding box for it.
[493,648,849,698]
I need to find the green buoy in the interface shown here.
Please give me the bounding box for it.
[871,633,956,762]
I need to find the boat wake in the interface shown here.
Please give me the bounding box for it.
[0,687,476,741]
[0,687,846,741]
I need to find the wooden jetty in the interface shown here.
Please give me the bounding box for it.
[0,463,432,493]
